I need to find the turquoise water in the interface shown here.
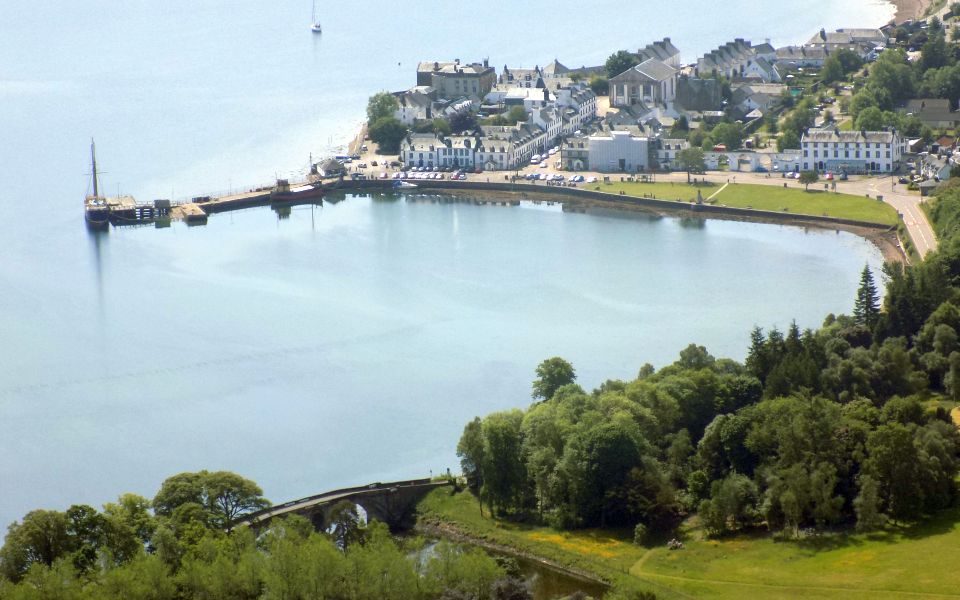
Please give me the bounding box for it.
[0,1,893,526]
[0,193,882,526]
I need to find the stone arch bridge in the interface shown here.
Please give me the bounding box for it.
[237,478,452,531]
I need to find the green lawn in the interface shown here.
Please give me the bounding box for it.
[638,508,960,599]
[419,489,960,599]
[713,184,900,226]
[591,180,899,226]
[595,180,713,203]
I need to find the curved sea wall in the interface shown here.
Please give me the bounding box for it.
[343,179,895,232]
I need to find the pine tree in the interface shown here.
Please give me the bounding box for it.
[854,265,880,328]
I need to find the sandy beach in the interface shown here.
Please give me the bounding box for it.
[890,0,934,22]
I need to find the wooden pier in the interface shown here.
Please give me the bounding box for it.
[88,179,334,229]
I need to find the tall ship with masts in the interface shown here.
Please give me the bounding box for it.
[84,139,111,230]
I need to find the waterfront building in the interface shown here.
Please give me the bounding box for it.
[609,58,678,109]
[804,28,887,59]
[560,135,590,171]
[476,123,546,170]
[416,59,496,100]
[656,138,689,170]
[800,128,905,173]
[585,129,650,173]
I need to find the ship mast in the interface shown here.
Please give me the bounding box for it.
[90,138,100,198]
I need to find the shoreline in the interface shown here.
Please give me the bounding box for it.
[414,518,611,590]
[890,0,934,22]
[342,181,907,265]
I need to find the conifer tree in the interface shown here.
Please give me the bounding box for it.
[854,265,880,328]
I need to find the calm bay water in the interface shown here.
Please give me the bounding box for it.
[0,1,893,528]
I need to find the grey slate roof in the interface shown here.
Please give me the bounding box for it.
[801,128,898,144]
[610,58,677,83]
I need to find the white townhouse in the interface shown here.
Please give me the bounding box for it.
[530,107,563,144]
[801,128,905,174]
[400,133,442,168]
[657,138,689,170]
[554,84,598,127]
[476,124,547,170]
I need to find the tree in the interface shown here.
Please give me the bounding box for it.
[921,32,950,73]
[588,74,609,95]
[820,55,845,84]
[0,510,72,582]
[449,112,476,133]
[676,147,706,183]
[855,106,885,131]
[204,471,270,530]
[532,357,576,400]
[853,265,880,328]
[506,105,528,124]
[481,411,526,515]
[368,117,408,154]
[457,417,487,509]
[326,501,365,550]
[711,122,744,151]
[777,130,800,151]
[366,92,399,123]
[798,170,819,191]
[153,470,269,531]
[432,118,452,136]
[605,50,639,78]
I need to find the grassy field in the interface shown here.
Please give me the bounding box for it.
[713,184,900,226]
[590,180,900,226]
[593,180,713,203]
[419,489,960,599]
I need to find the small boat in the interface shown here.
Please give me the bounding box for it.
[310,0,322,33]
[394,180,417,189]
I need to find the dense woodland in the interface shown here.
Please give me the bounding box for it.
[0,471,536,600]
[457,185,960,543]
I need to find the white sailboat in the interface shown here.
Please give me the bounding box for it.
[310,0,322,33]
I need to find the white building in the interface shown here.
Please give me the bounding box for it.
[801,128,905,174]
[609,58,678,109]
[657,138,689,170]
[588,130,650,172]
[394,91,433,125]
[475,124,547,170]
